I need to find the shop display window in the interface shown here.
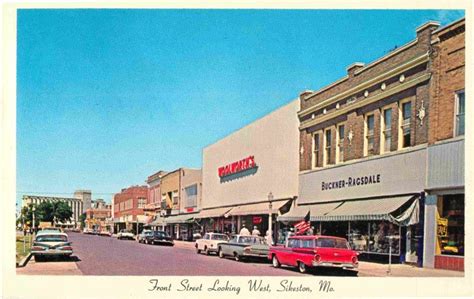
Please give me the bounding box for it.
[438,194,464,256]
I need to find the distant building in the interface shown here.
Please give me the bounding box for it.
[74,190,92,213]
[85,203,112,232]
[22,195,83,226]
[113,185,148,232]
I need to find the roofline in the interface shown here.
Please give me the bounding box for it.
[432,17,465,35]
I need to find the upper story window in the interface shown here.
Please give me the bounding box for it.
[312,133,320,168]
[381,107,392,153]
[324,129,332,166]
[455,90,465,136]
[399,100,412,149]
[336,124,345,163]
[365,114,375,156]
[137,198,146,209]
[185,184,198,208]
[172,191,179,206]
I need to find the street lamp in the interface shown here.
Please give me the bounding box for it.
[268,192,274,246]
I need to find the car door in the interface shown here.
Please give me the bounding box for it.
[201,234,210,250]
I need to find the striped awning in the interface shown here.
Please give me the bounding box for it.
[278,205,310,222]
[228,199,291,216]
[310,202,343,221]
[196,207,234,219]
[312,195,417,222]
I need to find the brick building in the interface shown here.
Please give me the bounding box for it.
[280,19,464,269]
[113,185,148,233]
[85,204,112,232]
[424,18,465,271]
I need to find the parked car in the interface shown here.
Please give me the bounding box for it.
[217,235,269,261]
[195,232,229,255]
[117,229,135,240]
[147,230,174,246]
[31,231,73,259]
[137,229,153,243]
[40,227,62,233]
[268,235,359,274]
[99,230,112,237]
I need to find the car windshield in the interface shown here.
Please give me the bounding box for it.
[154,231,168,237]
[36,235,67,242]
[316,238,350,249]
[211,234,228,241]
[238,236,259,244]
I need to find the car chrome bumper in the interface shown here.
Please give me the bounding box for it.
[32,250,73,256]
[312,261,358,269]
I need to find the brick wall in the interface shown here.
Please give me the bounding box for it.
[429,21,465,144]
[299,23,437,171]
[113,186,148,219]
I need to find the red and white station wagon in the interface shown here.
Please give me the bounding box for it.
[268,235,359,273]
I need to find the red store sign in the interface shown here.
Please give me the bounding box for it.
[218,155,256,178]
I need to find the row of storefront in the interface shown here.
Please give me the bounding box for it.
[132,18,464,272]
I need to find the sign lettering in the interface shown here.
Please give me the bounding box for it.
[218,156,256,178]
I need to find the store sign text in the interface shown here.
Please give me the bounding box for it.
[218,156,256,178]
[321,174,381,191]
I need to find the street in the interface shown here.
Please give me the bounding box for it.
[18,232,354,276]
[16,232,464,277]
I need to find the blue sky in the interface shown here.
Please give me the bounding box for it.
[16,9,465,206]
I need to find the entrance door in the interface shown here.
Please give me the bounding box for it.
[405,225,418,263]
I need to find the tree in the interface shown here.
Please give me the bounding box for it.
[79,213,87,228]
[35,201,73,225]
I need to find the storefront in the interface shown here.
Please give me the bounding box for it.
[200,100,300,242]
[291,146,427,265]
[164,212,199,241]
[424,138,464,271]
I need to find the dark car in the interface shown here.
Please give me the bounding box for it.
[146,230,174,246]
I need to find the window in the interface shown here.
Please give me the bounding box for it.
[365,114,375,156]
[185,184,198,208]
[381,108,392,153]
[172,191,179,206]
[312,133,320,168]
[438,194,464,256]
[337,124,345,163]
[324,129,332,166]
[455,90,465,136]
[287,238,299,248]
[301,239,315,248]
[399,100,412,148]
[137,198,146,209]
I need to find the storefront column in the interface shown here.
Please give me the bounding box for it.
[231,216,235,233]
[417,193,425,267]
[176,224,180,239]
[423,194,437,268]
[237,216,241,232]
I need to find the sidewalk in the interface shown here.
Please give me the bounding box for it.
[358,261,464,277]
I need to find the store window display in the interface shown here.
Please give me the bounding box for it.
[437,194,464,256]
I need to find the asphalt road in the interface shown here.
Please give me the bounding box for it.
[65,232,356,276]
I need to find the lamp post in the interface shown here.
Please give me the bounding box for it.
[268,192,274,246]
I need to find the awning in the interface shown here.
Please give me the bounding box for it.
[228,200,291,216]
[196,207,234,219]
[145,215,166,226]
[137,215,153,224]
[164,213,198,224]
[310,202,343,221]
[312,195,418,222]
[278,205,310,222]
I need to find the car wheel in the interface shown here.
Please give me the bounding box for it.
[196,246,201,254]
[218,248,224,258]
[234,253,240,262]
[298,262,307,273]
[145,239,149,244]
[272,255,281,268]
[204,246,210,255]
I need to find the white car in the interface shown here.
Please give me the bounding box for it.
[31,231,73,259]
[117,229,135,240]
[195,233,229,255]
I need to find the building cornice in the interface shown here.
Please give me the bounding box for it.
[298,52,429,119]
[300,72,431,130]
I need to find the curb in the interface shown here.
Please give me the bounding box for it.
[16,253,33,268]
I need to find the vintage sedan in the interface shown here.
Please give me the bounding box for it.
[268,235,359,274]
[117,229,135,240]
[31,231,73,259]
[137,229,153,243]
[146,230,174,246]
[217,235,269,261]
[195,233,229,255]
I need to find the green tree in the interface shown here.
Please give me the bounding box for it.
[79,213,87,228]
[54,201,73,223]
[35,201,73,225]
